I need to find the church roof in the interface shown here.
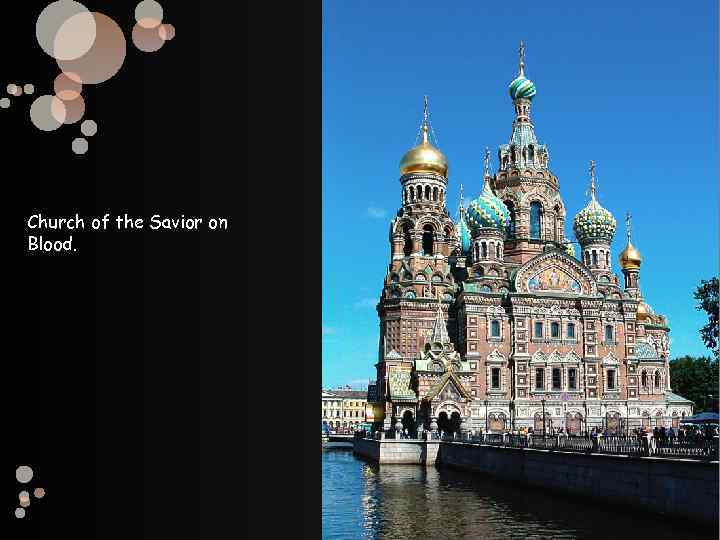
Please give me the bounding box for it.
[634,342,660,360]
[424,371,472,401]
[388,371,417,402]
[665,391,693,404]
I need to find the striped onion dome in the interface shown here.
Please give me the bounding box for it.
[466,179,510,235]
[457,212,472,254]
[509,75,537,100]
[573,195,616,244]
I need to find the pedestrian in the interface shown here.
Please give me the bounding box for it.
[660,426,666,441]
[668,426,675,442]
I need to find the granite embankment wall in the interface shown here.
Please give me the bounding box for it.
[439,442,719,525]
[353,438,439,465]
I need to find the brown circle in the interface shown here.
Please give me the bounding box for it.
[132,23,164,53]
[55,72,83,101]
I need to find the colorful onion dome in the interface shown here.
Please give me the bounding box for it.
[573,161,616,244]
[563,242,576,258]
[457,211,472,254]
[509,75,537,101]
[465,179,510,235]
[619,240,642,271]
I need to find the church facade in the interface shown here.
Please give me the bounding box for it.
[367,45,693,436]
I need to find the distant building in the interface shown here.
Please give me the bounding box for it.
[322,388,368,430]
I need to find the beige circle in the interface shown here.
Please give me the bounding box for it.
[72,137,89,154]
[81,119,97,136]
[158,24,175,41]
[15,466,33,483]
[55,72,83,101]
[57,12,126,85]
[132,23,165,53]
[34,487,46,499]
[31,95,67,131]
[7,83,17,95]
[0,98,10,108]
[24,84,35,95]
[135,1,163,28]
[57,93,85,124]
[15,507,25,519]
[36,0,96,60]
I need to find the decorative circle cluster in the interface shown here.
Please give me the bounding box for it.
[465,191,510,235]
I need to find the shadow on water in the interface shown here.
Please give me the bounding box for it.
[322,450,717,540]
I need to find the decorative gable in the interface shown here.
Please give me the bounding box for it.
[514,250,597,296]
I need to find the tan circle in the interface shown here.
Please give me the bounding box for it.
[31,95,67,131]
[72,137,89,154]
[158,24,175,41]
[0,98,10,108]
[15,466,33,483]
[57,12,126,85]
[36,0,96,60]
[19,491,31,508]
[7,83,17,95]
[55,72,83,101]
[81,119,97,136]
[132,23,165,53]
[135,1,163,28]
[34,487,46,499]
[57,93,85,124]
[24,84,35,95]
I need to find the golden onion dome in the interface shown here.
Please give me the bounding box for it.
[399,124,448,177]
[619,240,642,270]
[636,301,653,321]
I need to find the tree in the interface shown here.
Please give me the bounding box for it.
[669,355,719,412]
[693,277,718,359]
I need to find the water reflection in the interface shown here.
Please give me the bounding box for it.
[322,449,716,540]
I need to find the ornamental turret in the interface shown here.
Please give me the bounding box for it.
[573,160,618,292]
[619,212,642,298]
[492,43,566,264]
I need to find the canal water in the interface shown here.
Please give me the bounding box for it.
[322,448,716,540]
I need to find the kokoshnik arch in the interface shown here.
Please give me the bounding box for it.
[365,43,693,436]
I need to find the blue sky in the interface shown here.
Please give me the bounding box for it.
[322,1,718,389]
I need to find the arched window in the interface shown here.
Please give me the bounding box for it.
[654,371,661,388]
[605,325,613,341]
[551,322,560,338]
[416,185,422,200]
[422,225,434,255]
[474,243,480,261]
[530,202,542,239]
[505,200,516,238]
[567,322,575,339]
[605,252,610,267]
[433,187,438,201]
[496,244,501,258]
[584,251,590,266]
[440,190,444,202]
[641,371,648,387]
[592,250,598,266]
[402,224,413,256]
[528,145,535,161]
[425,185,431,200]
[404,291,416,299]
[491,320,500,337]
[481,242,487,258]
[431,274,442,283]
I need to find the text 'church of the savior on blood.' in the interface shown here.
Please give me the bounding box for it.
[365,45,693,436]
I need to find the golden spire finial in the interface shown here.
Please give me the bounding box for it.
[518,41,526,77]
[421,95,430,143]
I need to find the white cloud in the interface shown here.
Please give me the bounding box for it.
[367,207,387,219]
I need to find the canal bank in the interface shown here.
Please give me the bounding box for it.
[353,438,719,526]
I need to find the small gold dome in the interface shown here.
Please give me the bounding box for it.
[619,240,642,270]
[636,301,652,321]
[399,126,448,177]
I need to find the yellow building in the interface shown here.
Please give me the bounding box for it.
[322,388,368,431]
